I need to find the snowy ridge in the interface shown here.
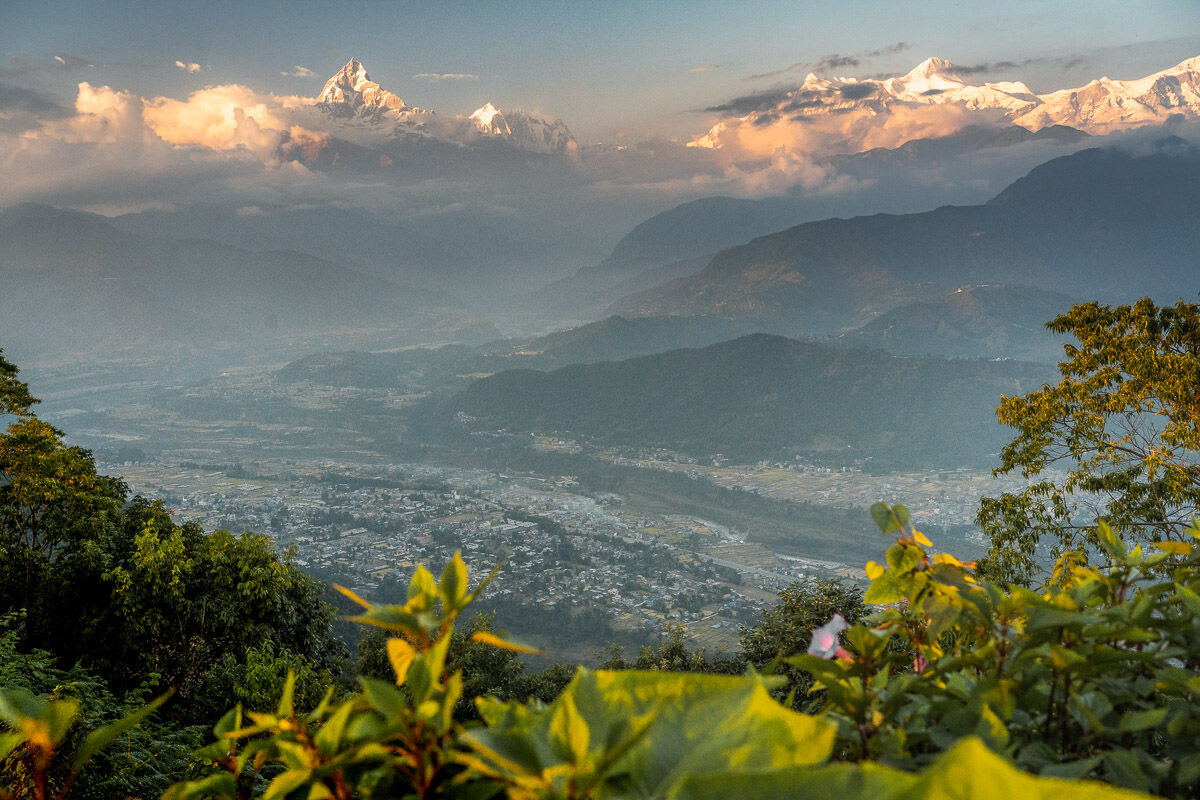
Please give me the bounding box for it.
[691,54,1200,147]
[315,59,576,155]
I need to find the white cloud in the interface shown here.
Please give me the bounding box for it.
[413,73,479,81]
[174,60,203,74]
[281,66,317,78]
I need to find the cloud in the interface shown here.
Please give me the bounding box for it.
[748,42,910,80]
[281,66,317,78]
[692,100,987,163]
[175,60,203,73]
[54,54,94,70]
[950,61,1019,76]
[816,54,860,71]
[863,42,911,58]
[143,84,316,152]
[413,73,479,81]
[705,88,795,115]
[0,82,69,115]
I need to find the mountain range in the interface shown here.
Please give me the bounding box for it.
[598,124,1091,274]
[613,141,1200,334]
[692,54,1200,150]
[312,59,577,156]
[0,205,497,364]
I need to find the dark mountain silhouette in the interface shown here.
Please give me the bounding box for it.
[612,143,1200,334]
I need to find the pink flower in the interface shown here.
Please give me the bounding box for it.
[913,655,929,673]
[807,613,848,658]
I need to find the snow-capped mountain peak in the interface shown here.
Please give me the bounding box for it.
[690,53,1200,149]
[316,59,422,118]
[470,102,511,136]
[904,56,956,80]
[309,60,577,156]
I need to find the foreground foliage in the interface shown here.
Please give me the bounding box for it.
[5,338,1200,798]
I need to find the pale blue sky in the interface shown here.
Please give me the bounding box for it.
[1,0,1197,141]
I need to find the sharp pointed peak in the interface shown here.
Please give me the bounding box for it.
[904,56,955,78]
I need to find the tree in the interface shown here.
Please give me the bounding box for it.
[739,579,866,709]
[978,297,1200,584]
[0,348,343,718]
[0,348,37,418]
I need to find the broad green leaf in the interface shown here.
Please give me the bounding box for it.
[264,769,313,800]
[674,761,913,800]
[1095,521,1127,559]
[871,502,910,535]
[313,700,355,756]
[906,738,1149,800]
[348,605,424,635]
[277,671,297,718]
[0,731,22,761]
[386,637,416,685]
[1116,708,1167,733]
[1175,583,1200,616]
[408,564,437,602]
[865,572,906,605]
[1101,749,1148,793]
[466,669,833,799]
[439,550,469,607]
[360,676,408,718]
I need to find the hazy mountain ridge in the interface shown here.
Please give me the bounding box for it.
[597,124,1091,274]
[0,205,498,362]
[446,334,1056,469]
[834,284,1079,362]
[613,143,1200,333]
[276,315,763,391]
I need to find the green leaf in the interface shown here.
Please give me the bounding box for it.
[1116,708,1167,733]
[277,671,297,718]
[864,571,906,605]
[360,676,408,719]
[1175,583,1200,616]
[466,669,834,799]
[161,773,239,800]
[871,502,910,535]
[0,731,22,761]
[313,700,355,756]
[439,550,469,608]
[674,761,913,800]
[72,690,171,771]
[1102,749,1148,793]
[1095,521,1127,560]
[408,565,437,602]
[264,769,313,800]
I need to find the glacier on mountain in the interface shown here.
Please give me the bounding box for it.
[314,59,576,155]
[691,54,1200,148]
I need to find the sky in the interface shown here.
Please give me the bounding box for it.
[0,0,1197,262]
[1,0,1197,143]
